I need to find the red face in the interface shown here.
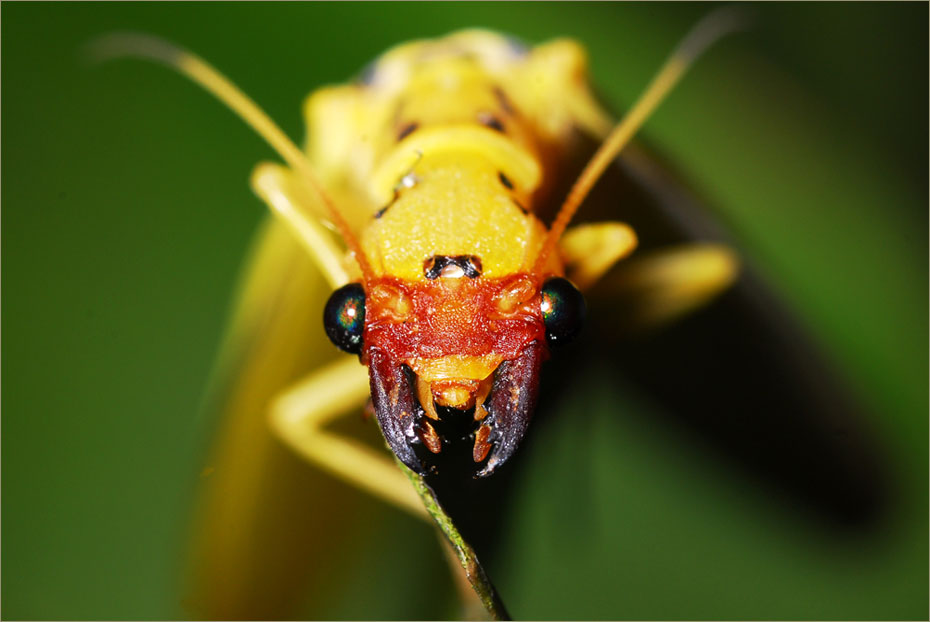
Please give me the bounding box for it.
[362,270,549,476]
[323,257,586,477]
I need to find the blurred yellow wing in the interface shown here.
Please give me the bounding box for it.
[184,217,377,619]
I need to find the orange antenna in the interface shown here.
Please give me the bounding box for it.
[87,33,374,286]
[534,7,748,277]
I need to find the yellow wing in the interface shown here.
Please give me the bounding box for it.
[183,217,378,619]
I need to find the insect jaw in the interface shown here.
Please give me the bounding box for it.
[411,354,499,423]
[366,342,547,477]
[474,339,546,477]
[431,379,480,409]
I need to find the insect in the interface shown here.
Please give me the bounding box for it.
[92,9,746,617]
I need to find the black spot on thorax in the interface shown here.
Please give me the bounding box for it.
[423,255,483,279]
[478,112,505,133]
[397,122,419,142]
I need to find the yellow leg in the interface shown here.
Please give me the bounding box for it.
[532,7,748,275]
[269,358,488,613]
[251,162,351,289]
[268,355,429,520]
[597,243,739,331]
[559,221,638,291]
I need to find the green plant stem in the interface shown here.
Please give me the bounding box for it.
[399,462,512,621]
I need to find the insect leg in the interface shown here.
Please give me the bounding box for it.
[597,243,739,331]
[559,222,638,291]
[251,162,351,289]
[534,7,747,275]
[268,355,429,520]
[270,360,490,614]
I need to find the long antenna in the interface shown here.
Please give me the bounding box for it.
[87,33,374,285]
[533,7,748,277]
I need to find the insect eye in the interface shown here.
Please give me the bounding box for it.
[540,277,586,346]
[323,283,366,354]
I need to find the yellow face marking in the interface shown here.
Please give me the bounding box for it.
[410,354,503,383]
[494,274,537,315]
[367,281,412,321]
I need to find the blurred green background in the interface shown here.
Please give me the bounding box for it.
[2,3,926,620]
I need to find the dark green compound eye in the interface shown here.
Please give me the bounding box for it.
[540,277,586,346]
[323,283,366,354]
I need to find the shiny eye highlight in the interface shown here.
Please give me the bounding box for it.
[540,277,586,346]
[323,283,366,354]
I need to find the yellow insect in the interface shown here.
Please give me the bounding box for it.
[94,10,741,618]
